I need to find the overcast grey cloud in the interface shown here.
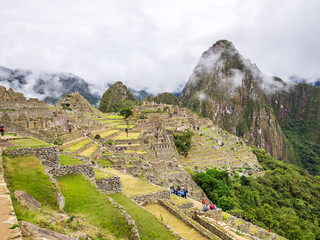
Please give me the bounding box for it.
[0,0,319,94]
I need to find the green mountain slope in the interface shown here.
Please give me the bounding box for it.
[194,147,320,240]
[180,40,288,160]
[153,92,180,105]
[272,83,320,175]
[99,81,138,112]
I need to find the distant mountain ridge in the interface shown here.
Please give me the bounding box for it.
[0,66,101,106]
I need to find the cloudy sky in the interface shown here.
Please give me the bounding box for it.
[0,0,319,94]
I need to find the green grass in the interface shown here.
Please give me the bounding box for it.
[78,144,98,157]
[57,174,133,239]
[7,137,52,149]
[115,124,135,129]
[107,169,163,197]
[3,155,58,208]
[170,194,192,207]
[94,115,124,120]
[185,167,196,175]
[60,154,85,165]
[66,140,91,152]
[113,131,141,140]
[97,158,114,167]
[99,130,120,138]
[94,168,114,179]
[110,193,176,240]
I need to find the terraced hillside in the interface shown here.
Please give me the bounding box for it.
[181,126,258,171]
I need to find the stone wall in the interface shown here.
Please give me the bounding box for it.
[132,190,171,205]
[2,120,47,142]
[226,216,280,240]
[96,176,122,194]
[195,214,237,240]
[200,208,222,222]
[159,199,216,240]
[4,146,60,170]
[49,165,95,180]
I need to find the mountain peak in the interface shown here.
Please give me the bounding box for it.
[98,81,137,112]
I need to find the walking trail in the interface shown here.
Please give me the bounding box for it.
[0,144,22,240]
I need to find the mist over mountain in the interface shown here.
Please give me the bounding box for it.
[180,40,320,175]
[290,76,320,87]
[0,66,101,106]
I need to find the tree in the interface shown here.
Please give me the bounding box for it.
[119,108,133,137]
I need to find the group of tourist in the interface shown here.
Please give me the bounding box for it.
[170,185,188,199]
[201,199,217,212]
[228,211,255,225]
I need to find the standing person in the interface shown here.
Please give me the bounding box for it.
[184,188,188,199]
[0,124,4,136]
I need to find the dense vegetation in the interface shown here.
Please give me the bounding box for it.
[153,92,180,105]
[99,81,137,112]
[282,119,320,175]
[272,83,320,175]
[194,147,320,240]
[173,130,193,157]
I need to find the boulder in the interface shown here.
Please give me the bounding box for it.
[20,220,77,240]
[57,193,65,211]
[14,190,41,211]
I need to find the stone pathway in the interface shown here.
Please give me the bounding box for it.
[0,147,22,240]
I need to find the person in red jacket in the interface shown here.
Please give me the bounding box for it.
[0,124,4,136]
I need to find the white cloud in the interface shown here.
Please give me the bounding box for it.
[0,0,319,94]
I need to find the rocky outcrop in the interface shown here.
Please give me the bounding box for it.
[14,190,41,211]
[19,220,77,240]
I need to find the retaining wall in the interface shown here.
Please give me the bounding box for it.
[49,164,95,180]
[132,190,170,205]
[195,214,236,240]
[159,200,216,240]
[4,146,60,170]
[96,176,122,194]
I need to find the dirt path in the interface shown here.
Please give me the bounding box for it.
[0,148,22,240]
[188,197,203,210]
[145,203,207,240]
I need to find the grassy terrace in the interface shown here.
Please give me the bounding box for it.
[113,131,141,140]
[7,137,52,149]
[170,194,192,207]
[107,168,163,197]
[110,193,176,240]
[93,114,124,120]
[60,154,85,165]
[115,124,135,129]
[99,130,120,138]
[66,139,91,152]
[2,155,59,227]
[57,174,133,239]
[94,168,114,179]
[97,158,114,167]
[78,144,98,157]
[145,203,207,240]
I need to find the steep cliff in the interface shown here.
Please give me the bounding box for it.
[98,81,138,112]
[271,83,320,174]
[180,40,288,160]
